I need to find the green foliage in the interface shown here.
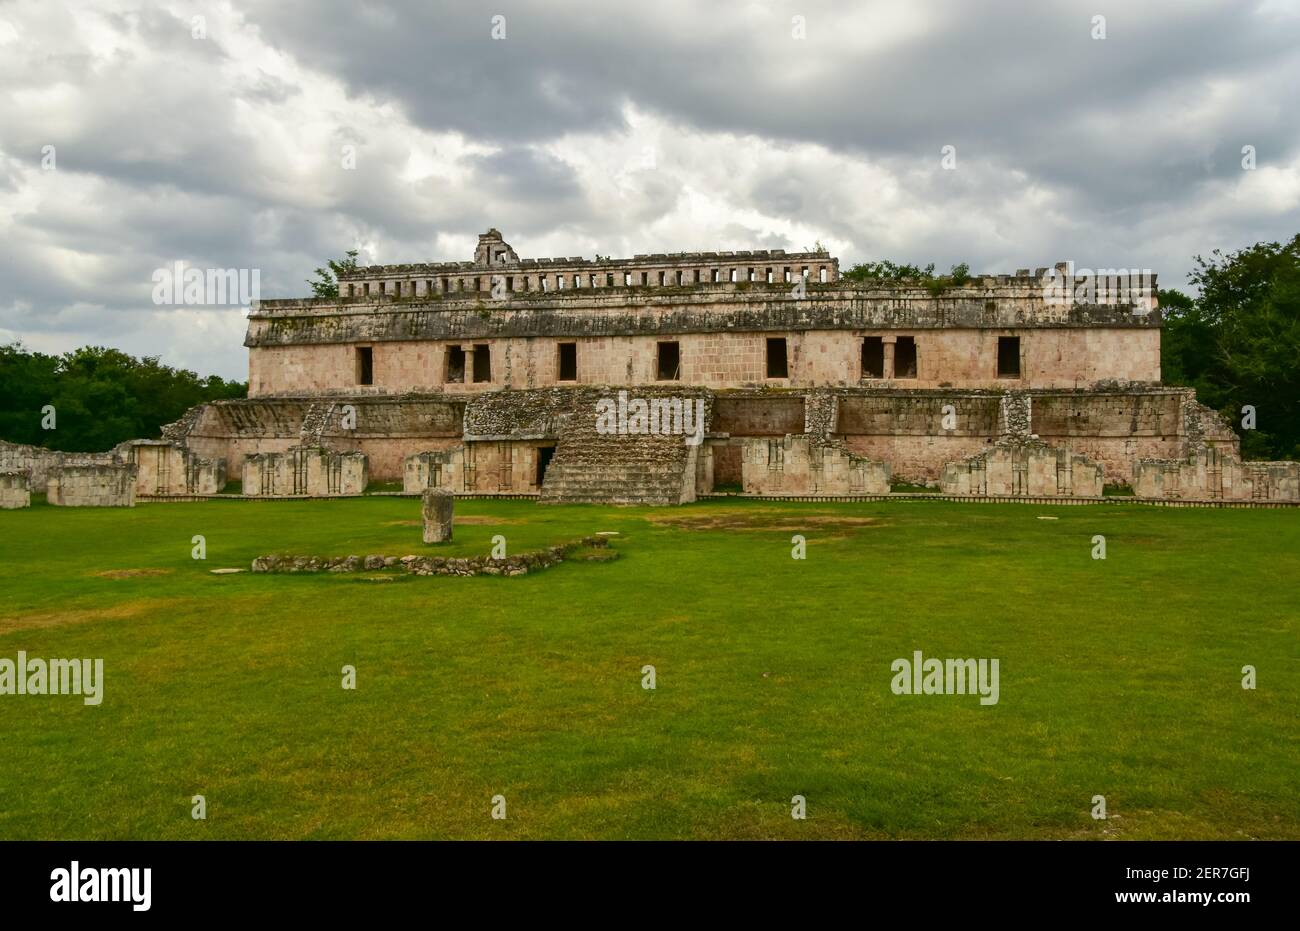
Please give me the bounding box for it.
[1161,235,1300,459]
[841,260,971,295]
[307,249,360,298]
[841,259,937,283]
[0,343,246,452]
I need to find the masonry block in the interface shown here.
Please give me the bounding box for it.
[422,489,454,543]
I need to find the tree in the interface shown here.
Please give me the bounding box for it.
[307,249,361,298]
[0,343,247,452]
[1161,235,1300,460]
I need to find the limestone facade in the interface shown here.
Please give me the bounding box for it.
[0,470,30,509]
[242,447,368,497]
[47,463,137,507]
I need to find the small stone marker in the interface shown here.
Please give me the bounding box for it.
[422,489,453,543]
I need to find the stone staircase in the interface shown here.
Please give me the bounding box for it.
[540,407,702,506]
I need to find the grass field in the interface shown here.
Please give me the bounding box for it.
[0,496,1297,840]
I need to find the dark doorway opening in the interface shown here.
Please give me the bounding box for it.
[895,336,917,378]
[766,338,789,378]
[536,446,556,487]
[861,337,884,378]
[997,336,1021,378]
[558,342,577,381]
[445,346,465,383]
[472,345,492,383]
[657,341,681,380]
[356,347,374,385]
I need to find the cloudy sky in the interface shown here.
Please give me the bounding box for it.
[2,0,1298,380]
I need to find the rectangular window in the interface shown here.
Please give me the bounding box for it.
[472,345,492,383]
[766,338,789,378]
[895,336,918,378]
[445,347,466,383]
[557,342,577,381]
[656,341,681,381]
[997,336,1021,378]
[862,337,884,378]
[659,271,666,286]
[356,347,373,386]
[624,272,632,286]
[711,269,720,283]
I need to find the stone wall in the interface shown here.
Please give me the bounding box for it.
[335,229,835,298]
[177,395,465,481]
[242,447,368,497]
[741,436,890,495]
[0,439,120,487]
[247,324,1163,396]
[126,441,226,495]
[246,259,1160,396]
[404,447,465,494]
[526,386,708,505]
[940,439,1104,497]
[47,463,137,507]
[1134,448,1300,501]
[0,470,30,509]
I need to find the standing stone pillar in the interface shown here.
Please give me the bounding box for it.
[422,489,453,543]
[882,335,897,379]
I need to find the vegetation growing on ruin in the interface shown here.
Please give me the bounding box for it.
[0,344,246,452]
[306,249,360,298]
[1160,233,1300,461]
[841,260,971,295]
[1,497,1296,840]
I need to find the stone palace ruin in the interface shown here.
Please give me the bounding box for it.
[3,228,1297,506]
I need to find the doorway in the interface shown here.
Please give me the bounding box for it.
[536,445,556,488]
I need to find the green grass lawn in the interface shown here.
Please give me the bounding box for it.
[0,496,1297,840]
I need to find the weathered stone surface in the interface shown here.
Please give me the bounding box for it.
[0,470,31,509]
[242,446,368,497]
[126,440,226,495]
[741,435,890,495]
[1135,448,1299,501]
[250,535,614,575]
[422,489,453,543]
[939,439,1104,497]
[51,230,1284,506]
[47,463,137,507]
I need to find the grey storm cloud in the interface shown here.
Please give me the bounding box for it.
[0,0,1298,379]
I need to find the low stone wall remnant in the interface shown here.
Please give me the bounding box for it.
[47,463,137,507]
[242,446,369,496]
[250,535,614,577]
[0,470,31,509]
[940,438,1103,497]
